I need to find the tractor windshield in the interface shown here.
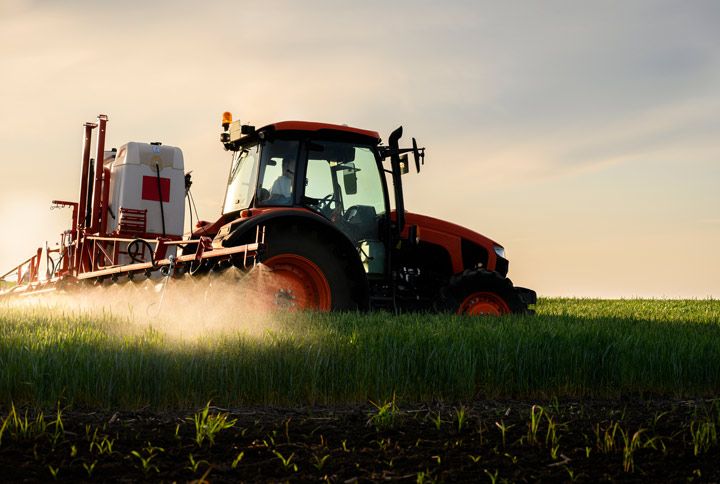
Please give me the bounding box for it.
[223,142,260,214]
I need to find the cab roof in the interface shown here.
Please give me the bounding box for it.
[260,121,381,143]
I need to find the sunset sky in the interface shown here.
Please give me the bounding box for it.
[1,0,718,298]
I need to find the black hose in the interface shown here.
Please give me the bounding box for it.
[48,253,64,277]
[155,163,166,237]
[184,172,193,234]
[187,195,192,234]
[127,239,157,268]
[188,189,205,235]
[46,253,55,278]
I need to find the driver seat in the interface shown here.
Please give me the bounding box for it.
[344,205,378,241]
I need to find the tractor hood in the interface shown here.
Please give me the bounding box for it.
[404,212,501,249]
[395,211,507,274]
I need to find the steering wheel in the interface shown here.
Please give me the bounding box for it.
[317,193,337,212]
[303,194,340,219]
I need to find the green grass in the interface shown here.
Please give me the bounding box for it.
[0,298,719,409]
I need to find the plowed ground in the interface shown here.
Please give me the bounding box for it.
[1,399,718,482]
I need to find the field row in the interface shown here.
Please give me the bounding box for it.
[1,298,718,408]
[1,399,719,482]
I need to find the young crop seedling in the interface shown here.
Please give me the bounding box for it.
[689,419,717,456]
[283,417,292,443]
[47,464,60,480]
[0,415,8,447]
[272,449,298,472]
[544,414,564,458]
[476,420,487,446]
[527,405,544,446]
[495,420,513,449]
[231,451,245,469]
[455,406,468,432]
[503,452,518,464]
[565,467,581,482]
[83,460,98,478]
[312,453,330,470]
[376,437,392,451]
[90,435,115,455]
[186,453,210,473]
[549,444,560,460]
[130,448,160,476]
[484,468,500,484]
[652,410,670,430]
[49,407,65,448]
[368,393,400,431]
[3,404,49,442]
[143,441,165,455]
[190,402,237,447]
[416,469,435,484]
[594,421,620,454]
[620,427,645,473]
[262,433,276,449]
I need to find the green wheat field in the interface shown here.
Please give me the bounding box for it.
[1,298,718,409]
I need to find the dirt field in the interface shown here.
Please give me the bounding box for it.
[2,398,719,482]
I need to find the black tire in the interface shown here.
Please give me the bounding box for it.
[437,269,530,315]
[261,224,368,311]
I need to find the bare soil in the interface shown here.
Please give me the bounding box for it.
[1,399,719,482]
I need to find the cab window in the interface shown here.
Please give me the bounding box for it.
[257,140,300,206]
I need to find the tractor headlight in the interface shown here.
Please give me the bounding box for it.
[493,245,506,259]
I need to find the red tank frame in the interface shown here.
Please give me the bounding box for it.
[0,115,261,295]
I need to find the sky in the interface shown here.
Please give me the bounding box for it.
[0,0,718,298]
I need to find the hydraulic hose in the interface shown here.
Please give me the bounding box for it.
[155,164,166,237]
[127,239,157,268]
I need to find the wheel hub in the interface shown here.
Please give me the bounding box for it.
[259,254,331,311]
[274,288,296,308]
[457,292,510,316]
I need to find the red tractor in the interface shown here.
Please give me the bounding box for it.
[0,113,535,316]
[194,113,536,315]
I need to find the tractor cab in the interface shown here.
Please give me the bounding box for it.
[220,117,391,276]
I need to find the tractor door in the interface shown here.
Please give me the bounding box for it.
[222,141,260,214]
[301,141,389,276]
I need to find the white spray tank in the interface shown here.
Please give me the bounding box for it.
[103,142,185,264]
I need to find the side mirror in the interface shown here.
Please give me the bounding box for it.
[343,162,358,194]
[412,138,424,173]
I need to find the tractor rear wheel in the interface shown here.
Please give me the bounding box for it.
[255,226,365,311]
[438,269,526,316]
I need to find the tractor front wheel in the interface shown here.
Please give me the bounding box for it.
[438,269,526,316]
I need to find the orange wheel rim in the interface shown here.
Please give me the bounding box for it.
[457,292,510,316]
[262,254,331,311]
